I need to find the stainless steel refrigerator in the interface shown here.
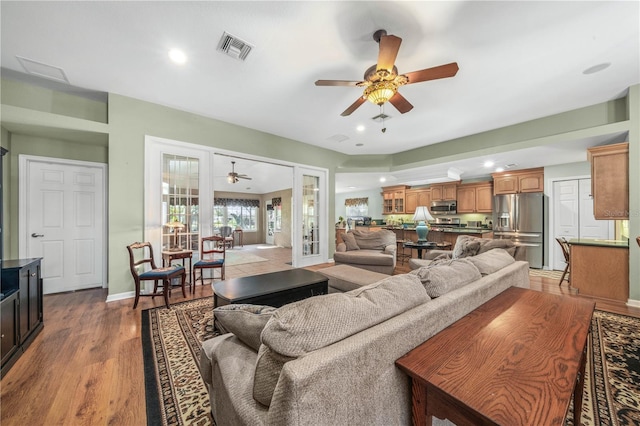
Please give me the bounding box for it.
[492,192,544,268]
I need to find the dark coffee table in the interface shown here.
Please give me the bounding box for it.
[212,268,328,308]
[403,241,437,259]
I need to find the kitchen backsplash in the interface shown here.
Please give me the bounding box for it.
[382,212,492,226]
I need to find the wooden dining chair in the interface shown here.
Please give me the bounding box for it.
[218,226,234,249]
[555,237,571,287]
[126,242,186,309]
[192,236,226,289]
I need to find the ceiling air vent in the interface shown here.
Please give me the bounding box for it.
[16,56,70,84]
[326,134,349,143]
[217,32,253,61]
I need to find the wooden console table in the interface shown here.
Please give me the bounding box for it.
[396,287,595,426]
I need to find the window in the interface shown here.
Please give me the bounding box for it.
[213,198,259,232]
[345,197,369,217]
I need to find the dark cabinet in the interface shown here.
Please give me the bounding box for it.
[1,291,19,370]
[1,258,44,378]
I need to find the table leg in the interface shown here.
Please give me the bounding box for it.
[416,248,423,259]
[411,379,430,426]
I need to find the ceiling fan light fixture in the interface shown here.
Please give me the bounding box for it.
[364,81,397,105]
[227,175,235,184]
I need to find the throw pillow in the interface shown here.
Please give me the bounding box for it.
[214,304,277,352]
[452,235,482,259]
[410,259,482,298]
[342,232,360,251]
[464,248,515,275]
[476,238,515,255]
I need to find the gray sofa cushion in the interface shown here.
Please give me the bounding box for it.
[350,229,396,250]
[342,232,360,251]
[253,274,429,406]
[333,249,395,266]
[465,248,515,275]
[410,259,482,298]
[214,304,277,351]
[452,235,482,259]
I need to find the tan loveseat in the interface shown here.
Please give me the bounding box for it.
[199,249,530,426]
[333,229,397,275]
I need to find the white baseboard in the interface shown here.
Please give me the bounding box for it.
[106,291,135,303]
[626,298,640,308]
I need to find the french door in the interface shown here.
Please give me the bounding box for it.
[293,166,328,267]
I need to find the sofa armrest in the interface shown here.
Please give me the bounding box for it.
[424,250,452,260]
[383,244,396,255]
[336,242,347,252]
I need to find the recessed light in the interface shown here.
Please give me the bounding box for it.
[168,49,187,64]
[583,62,610,75]
[356,125,365,132]
[495,167,504,172]
[356,143,364,147]
[483,160,494,168]
[379,177,386,183]
[348,186,357,189]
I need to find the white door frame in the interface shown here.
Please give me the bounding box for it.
[143,136,329,268]
[293,165,329,267]
[18,155,108,288]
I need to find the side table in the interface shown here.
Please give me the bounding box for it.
[162,250,193,288]
[233,229,244,247]
[403,241,437,259]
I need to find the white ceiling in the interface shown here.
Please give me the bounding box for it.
[1,1,638,194]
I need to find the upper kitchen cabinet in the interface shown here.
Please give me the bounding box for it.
[430,183,458,201]
[587,142,629,220]
[382,185,408,215]
[457,182,493,213]
[405,188,432,214]
[492,167,544,195]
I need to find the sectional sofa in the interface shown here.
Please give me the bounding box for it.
[200,248,530,425]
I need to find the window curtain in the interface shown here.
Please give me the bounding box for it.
[272,197,282,207]
[345,197,368,207]
[214,198,260,207]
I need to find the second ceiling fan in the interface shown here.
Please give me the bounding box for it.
[315,29,459,117]
[227,161,252,184]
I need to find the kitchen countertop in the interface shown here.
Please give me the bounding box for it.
[568,238,629,248]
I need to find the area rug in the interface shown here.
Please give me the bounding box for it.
[142,300,640,426]
[224,250,268,266]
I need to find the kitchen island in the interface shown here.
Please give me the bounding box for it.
[568,238,629,302]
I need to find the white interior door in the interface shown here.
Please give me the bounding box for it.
[553,180,579,270]
[552,178,613,270]
[19,156,106,294]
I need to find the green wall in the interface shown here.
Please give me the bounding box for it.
[2,77,639,304]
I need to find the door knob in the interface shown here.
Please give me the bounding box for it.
[31,233,44,238]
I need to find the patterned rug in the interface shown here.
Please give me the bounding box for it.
[142,300,640,426]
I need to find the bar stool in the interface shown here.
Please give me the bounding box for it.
[555,237,571,286]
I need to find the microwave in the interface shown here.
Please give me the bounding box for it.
[430,200,457,215]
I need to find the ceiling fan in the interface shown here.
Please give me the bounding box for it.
[227,161,252,183]
[315,29,459,117]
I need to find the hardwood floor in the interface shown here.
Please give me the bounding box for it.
[1,246,638,425]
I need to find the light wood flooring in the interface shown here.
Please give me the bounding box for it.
[1,245,638,425]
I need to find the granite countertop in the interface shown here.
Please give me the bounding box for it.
[568,238,629,248]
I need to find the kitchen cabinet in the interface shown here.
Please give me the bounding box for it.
[568,239,628,301]
[405,188,432,214]
[587,142,628,220]
[1,258,44,378]
[382,185,408,214]
[430,183,458,201]
[456,182,493,213]
[492,167,544,195]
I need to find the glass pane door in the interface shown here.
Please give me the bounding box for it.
[162,154,199,251]
[293,166,328,267]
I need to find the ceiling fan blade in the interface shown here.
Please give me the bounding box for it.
[315,80,361,87]
[238,176,252,180]
[341,97,366,116]
[377,35,402,73]
[403,62,459,84]
[389,92,414,114]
